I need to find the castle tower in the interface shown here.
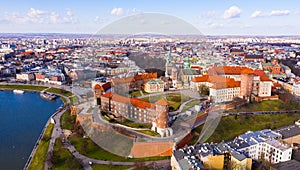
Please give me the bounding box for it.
[151,98,173,137]
[94,84,102,105]
[241,68,254,102]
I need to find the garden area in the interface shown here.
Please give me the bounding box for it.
[28,124,54,170]
[51,137,83,170]
[226,100,300,113]
[140,93,191,112]
[191,113,300,144]
[101,111,152,129]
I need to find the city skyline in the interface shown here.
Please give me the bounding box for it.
[1,0,300,35]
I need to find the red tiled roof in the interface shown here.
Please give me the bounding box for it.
[94,84,102,89]
[112,73,157,84]
[212,78,241,89]
[254,70,272,81]
[130,98,154,109]
[208,66,254,75]
[241,68,254,74]
[192,74,240,89]
[101,92,154,109]
[192,75,211,82]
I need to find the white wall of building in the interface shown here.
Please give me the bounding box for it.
[258,81,272,97]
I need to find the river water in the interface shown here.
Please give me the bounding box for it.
[0,90,63,170]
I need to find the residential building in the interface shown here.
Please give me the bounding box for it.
[243,54,265,63]
[276,123,300,145]
[144,79,164,93]
[171,142,252,170]
[238,129,292,164]
[16,73,35,81]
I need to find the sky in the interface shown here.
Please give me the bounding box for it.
[0,0,300,35]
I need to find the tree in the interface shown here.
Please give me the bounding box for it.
[80,140,88,154]
[199,84,209,96]
[65,157,82,170]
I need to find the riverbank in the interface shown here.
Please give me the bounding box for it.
[0,89,63,170]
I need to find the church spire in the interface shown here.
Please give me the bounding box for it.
[165,46,172,77]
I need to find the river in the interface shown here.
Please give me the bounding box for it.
[0,90,63,170]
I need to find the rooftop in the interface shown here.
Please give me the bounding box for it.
[265,139,291,151]
[275,125,300,139]
[271,160,300,170]
[207,66,254,75]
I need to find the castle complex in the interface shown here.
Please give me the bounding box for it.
[93,74,173,137]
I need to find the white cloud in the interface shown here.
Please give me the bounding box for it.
[1,8,79,24]
[94,16,100,22]
[66,8,73,16]
[223,6,242,19]
[110,8,124,16]
[27,8,48,18]
[270,10,290,16]
[50,11,78,24]
[250,11,265,18]
[251,10,291,18]
[50,12,59,23]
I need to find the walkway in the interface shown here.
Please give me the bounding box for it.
[169,98,199,115]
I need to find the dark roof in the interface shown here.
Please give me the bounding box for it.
[275,125,300,139]
[230,149,247,161]
[230,48,244,53]
[227,138,250,150]
[271,160,300,170]
[245,54,264,59]
[173,150,185,161]
[182,69,200,75]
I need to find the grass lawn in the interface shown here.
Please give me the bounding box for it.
[60,109,76,131]
[101,112,152,129]
[118,119,151,129]
[141,89,149,95]
[192,113,300,144]
[46,87,73,97]
[69,95,79,105]
[134,129,161,137]
[92,164,133,170]
[51,138,83,170]
[140,93,191,112]
[182,100,201,112]
[68,135,169,162]
[59,96,67,104]
[129,90,142,97]
[28,124,54,170]
[87,107,93,113]
[0,84,47,91]
[226,100,300,113]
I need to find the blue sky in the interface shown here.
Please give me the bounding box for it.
[0,0,299,35]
